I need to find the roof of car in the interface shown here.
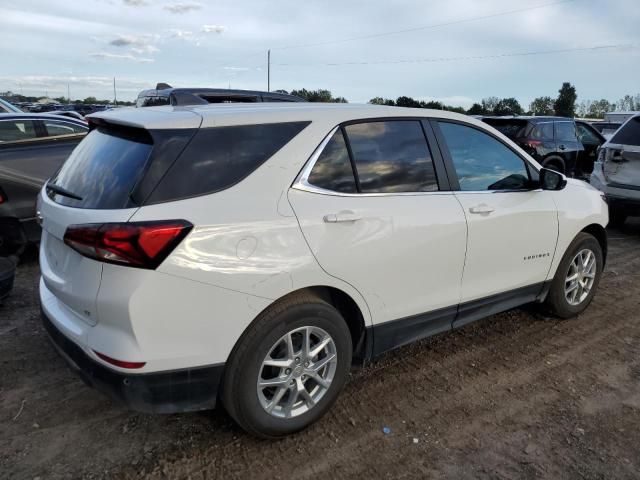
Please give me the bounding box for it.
[89,103,477,130]
[137,87,305,105]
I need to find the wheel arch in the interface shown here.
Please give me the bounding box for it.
[542,155,566,173]
[233,286,372,365]
[581,223,608,266]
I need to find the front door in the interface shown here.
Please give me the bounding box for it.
[433,120,558,327]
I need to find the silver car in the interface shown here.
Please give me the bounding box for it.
[591,114,640,226]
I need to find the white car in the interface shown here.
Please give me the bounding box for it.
[39,103,608,437]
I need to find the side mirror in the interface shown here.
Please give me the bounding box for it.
[539,168,567,191]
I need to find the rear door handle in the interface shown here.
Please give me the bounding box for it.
[469,204,495,215]
[558,144,567,151]
[323,212,362,223]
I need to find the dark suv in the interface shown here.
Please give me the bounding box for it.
[136,83,305,107]
[482,116,605,177]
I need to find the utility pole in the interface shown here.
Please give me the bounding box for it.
[113,77,117,106]
[267,49,271,92]
[67,84,71,104]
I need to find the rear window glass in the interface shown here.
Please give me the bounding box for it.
[147,122,310,203]
[482,119,528,139]
[47,126,153,209]
[611,117,640,146]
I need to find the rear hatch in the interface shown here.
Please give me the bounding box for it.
[40,110,201,326]
[601,116,640,188]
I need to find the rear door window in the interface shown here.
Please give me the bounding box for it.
[482,119,528,139]
[554,121,578,142]
[531,122,554,140]
[0,119,38,143]
[147,122,310,203]
[344,121,438,193]
[610,117,640,146]
[47,126,153,209]
[43,119,88,137]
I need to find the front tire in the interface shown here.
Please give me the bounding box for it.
[544,232,603,319]
[221,292,352,438]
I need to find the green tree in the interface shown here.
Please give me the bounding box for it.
[467,103,485,115]
[493,97,523,116]
[420,100,443,109]
[530,96,554,116]
[369,97,395,106]
[290,89,347,103]
[554,82,577,117]
[395,96,421,108]
[481,96,500,114]
[82,96,98,104]
[587,99,612,118]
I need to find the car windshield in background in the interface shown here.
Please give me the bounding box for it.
[610,117,640,146]
[482,119,528,139]
[47,126,153,209]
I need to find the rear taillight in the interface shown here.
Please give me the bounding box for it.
[63,220,192,269]
[522,139,542,149]
[93,351,146,369]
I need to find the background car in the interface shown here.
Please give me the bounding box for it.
[481,116,605,178]
[0,113,88,255]
[590,114,640,226]
[136,83,306,107]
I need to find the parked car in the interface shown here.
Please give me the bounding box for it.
[590,114,640,226]
[39,104,607,438]
[0,98,23,114]
[0,114,88,255]
[136,83,305,107]
[481,116,605,178]
[589,121,623,139]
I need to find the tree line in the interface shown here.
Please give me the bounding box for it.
[282,83,639,119]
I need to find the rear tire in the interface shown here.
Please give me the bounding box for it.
[222,291,352,438]
[544,232,603,319]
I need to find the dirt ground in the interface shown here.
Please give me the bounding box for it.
[2,221,640,480]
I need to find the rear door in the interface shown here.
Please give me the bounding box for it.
[602,116,640,187]
[432,119,558,326]
[289,119,467,351]
[39,124,156,326]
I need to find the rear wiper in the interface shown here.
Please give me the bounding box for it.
[46,182,83,201]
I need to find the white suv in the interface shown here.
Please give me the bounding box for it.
[39,103,608,437]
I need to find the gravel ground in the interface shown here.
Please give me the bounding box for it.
[1,221,640,479]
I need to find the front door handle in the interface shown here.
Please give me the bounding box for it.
[558,144,567,151]
[323,211,362,223]
[469,204,495,215]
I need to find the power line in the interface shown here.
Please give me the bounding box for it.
[212,0,578,70]
[271,43,637,67]
[272,0,578,51]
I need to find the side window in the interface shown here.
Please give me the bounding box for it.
[44,120,88,137]
[0,120,38,143]
[531,122,553,140]
[438,122,531,191]
[344,121,438,193]
[610,117,640,146]
[307,129,357,193]
[555,121,577,142]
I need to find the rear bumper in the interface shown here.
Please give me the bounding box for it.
[42,308,224,413]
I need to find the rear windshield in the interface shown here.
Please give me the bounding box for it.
[146,121,310,204]
[47,126,153,209]
[482,119,529,139]
[610,117,640,146]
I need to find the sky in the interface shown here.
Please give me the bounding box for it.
[1,0,639,107]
